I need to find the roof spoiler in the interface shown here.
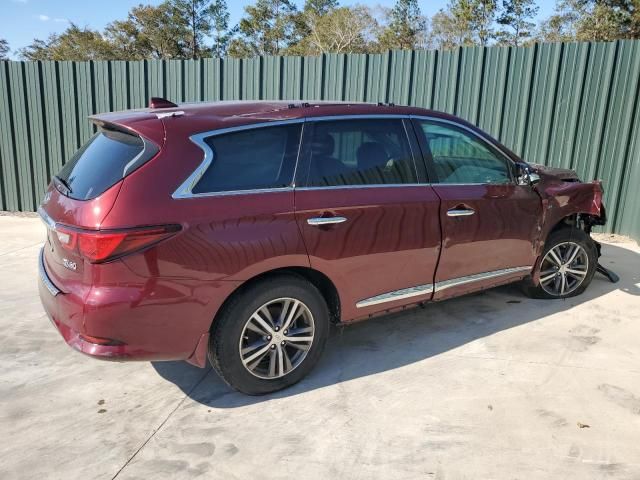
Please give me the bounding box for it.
[149,97,178,109]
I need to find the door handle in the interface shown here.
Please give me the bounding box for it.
[307,216,348,226]
[447,207,475,217]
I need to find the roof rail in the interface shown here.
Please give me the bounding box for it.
[149,97,178,109]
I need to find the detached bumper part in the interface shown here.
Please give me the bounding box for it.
[596,263,619,283]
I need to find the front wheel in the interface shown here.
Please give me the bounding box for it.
[523,228,598,299]
[209,275,329,395]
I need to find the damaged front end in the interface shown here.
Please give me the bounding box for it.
[528,164,618,283]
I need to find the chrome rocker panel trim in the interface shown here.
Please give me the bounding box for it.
[356,283,434,308]
[356,266,532,308]
[434,266,532,292]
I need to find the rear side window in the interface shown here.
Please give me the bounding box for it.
[303,119,417,187]
[56,127,156,200]
[192,124,302,194]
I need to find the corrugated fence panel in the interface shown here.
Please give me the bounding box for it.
[596,40,640,231]
[0,40,639,241]
[546,42,590,170]
[456,46,484,125]
[410,50,436,109]
[0,61,19,210]
[477,46,509,139]
[521,42,562,166]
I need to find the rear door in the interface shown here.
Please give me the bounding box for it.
[294,117,441,321]
[412,117,542,300]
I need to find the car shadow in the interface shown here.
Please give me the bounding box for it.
[151,242,640,408]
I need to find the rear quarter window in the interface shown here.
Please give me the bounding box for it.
[56,127,157,200]
[192,124,302,194]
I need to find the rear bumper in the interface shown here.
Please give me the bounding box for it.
[38,248,238,366]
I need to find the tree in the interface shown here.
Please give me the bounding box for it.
[377,0,428,50]
[228,0,300,57]
[429,9,466,49]
[170,0,215,59]
[300,5,378,54]
[209,0,236,57]
[20,24,113,61]
[536,0,629,43]
[496,0,539,46]
[450,0,498,46]
[0,39,9,60]
[105,3,188,59]
[304,0,339,17]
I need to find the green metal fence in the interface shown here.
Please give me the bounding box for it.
[1,40,639,240]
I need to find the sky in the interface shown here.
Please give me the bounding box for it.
[1,0,558,59]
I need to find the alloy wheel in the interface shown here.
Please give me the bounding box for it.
[238,298,315,379]
[539,241,589,296]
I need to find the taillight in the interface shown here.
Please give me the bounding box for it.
[54,224,180,263]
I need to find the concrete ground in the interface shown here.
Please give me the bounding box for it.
[1,215,639,480]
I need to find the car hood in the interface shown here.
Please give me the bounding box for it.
[530,163,580,182]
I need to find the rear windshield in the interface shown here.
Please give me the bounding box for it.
[56,127,156,200]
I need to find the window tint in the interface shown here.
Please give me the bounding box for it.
[193,124,301,194]
[304,119,417,187]
[418,121,512,184]
[57,127,152,200]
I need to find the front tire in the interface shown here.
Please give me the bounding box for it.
[209,275,330,395]
[523,227,598,299]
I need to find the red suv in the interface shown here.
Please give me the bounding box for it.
[38,100,607,394]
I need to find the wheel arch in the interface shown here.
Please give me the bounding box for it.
[211,267,342,334]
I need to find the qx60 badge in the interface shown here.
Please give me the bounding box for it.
[63,258,77,271]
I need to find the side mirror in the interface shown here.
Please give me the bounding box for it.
[516,163,540,186]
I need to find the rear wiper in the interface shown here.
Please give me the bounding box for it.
[53,175,72,195]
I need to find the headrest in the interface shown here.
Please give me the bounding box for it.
[311,133,335,157]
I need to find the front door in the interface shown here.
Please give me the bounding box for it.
[412,118,543,300]
[294,117,441,321]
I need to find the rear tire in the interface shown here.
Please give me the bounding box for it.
[209,274,330,395]
[522,227,598,299]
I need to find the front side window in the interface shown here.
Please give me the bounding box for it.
[303,119,417,187]
[417,121,512,184]
[193,123,302,194]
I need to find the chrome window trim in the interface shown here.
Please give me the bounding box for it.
[295,183,429,191]
[39,248,61,297]
[434,266,532,292]
[355,266,532,308]
[172,113,519,198]
[356,283,434,308]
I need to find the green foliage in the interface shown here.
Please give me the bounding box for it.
[0,39,9,60]
[20,24,114,61]
[437,0,497,47]
[377,0,427,50]
[105,3,188,59]
[496,0,539,46]
[170,0,215,58]
[303,0,339,16]
[10,0,640,62]
[229,0,300,57]
[429,10,466,49]
[210,0,237,57]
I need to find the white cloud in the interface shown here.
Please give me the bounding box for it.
[38,14,50,21]
[12,0,29,4]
